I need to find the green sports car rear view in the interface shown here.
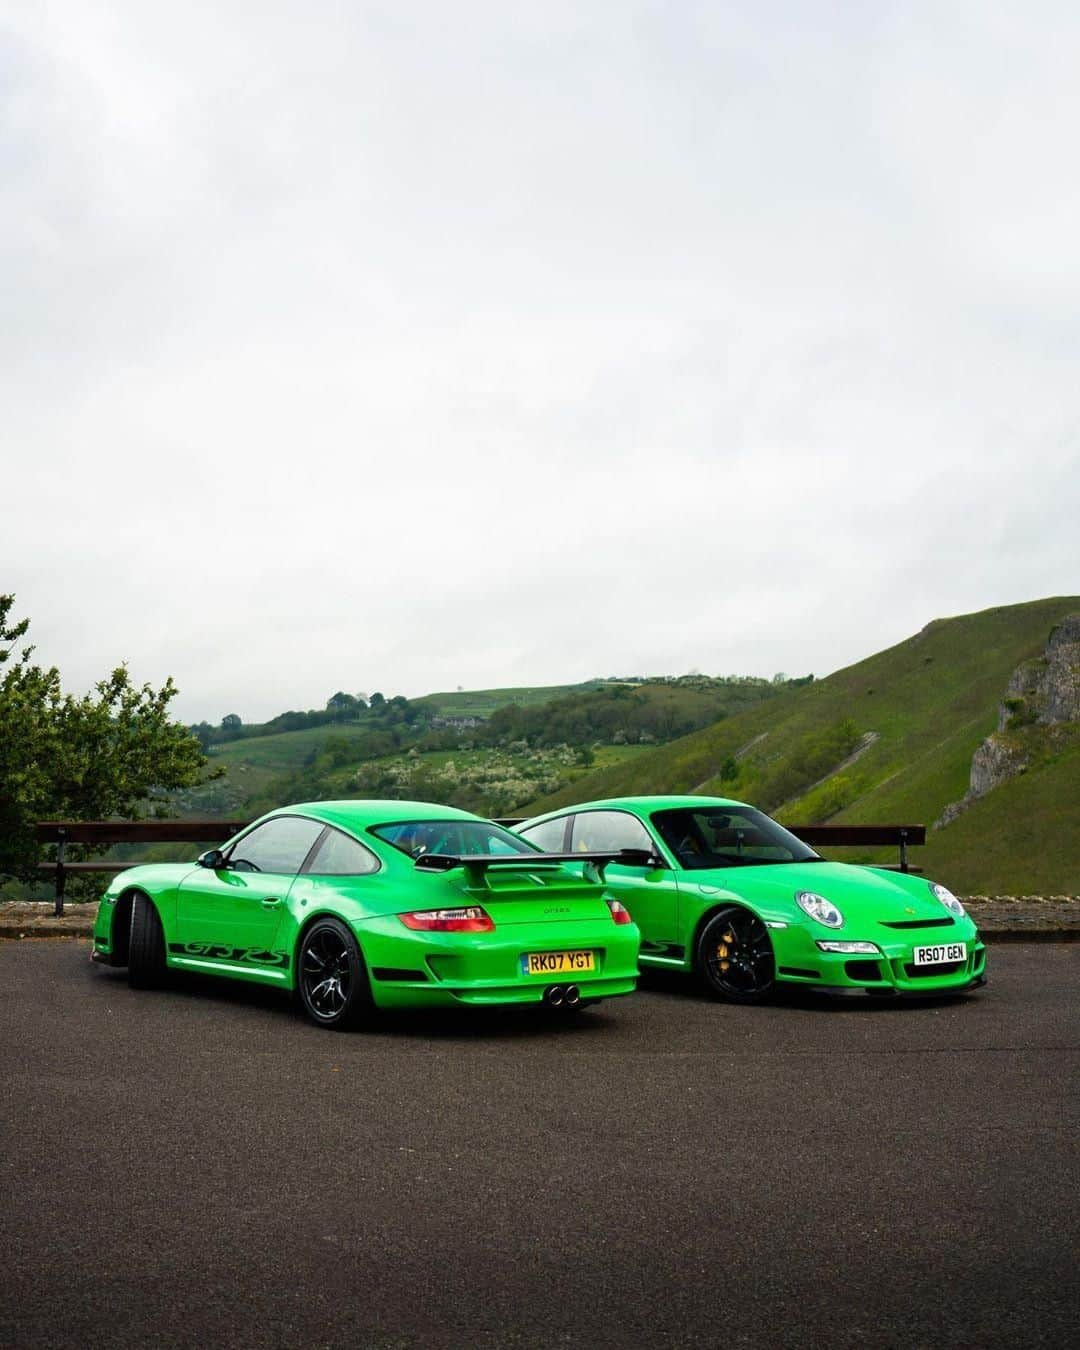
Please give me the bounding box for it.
[516,795,986,1001]
[92,800,640,1028]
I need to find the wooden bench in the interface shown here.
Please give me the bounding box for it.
[787,824,926,870]
[35,820,248,916]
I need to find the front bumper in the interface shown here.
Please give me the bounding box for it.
[772,920,986,995]
[351,913,641,1009]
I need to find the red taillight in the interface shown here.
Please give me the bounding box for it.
[607,899,633,926]
[398,906,495,933]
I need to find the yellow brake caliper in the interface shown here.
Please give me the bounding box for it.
[715,930,735,973]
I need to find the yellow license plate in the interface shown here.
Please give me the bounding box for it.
[520,950,596,977]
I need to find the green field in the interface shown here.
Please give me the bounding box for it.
[414,682,601,718]
[208,723,376,771]
[169,723,387,816]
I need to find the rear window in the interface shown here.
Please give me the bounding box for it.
[372,819,539,860]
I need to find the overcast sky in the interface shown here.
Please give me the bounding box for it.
[3,1,1078,723]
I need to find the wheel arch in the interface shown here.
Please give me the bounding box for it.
[688,898,760,971]
[292,909,374,1027]
[292,909,367,984]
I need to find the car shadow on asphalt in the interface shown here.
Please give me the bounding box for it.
[91,960,981,1038]
[636,965,983,1014]
[91,962,621,1040]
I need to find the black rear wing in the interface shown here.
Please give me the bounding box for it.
[414,849,655,886]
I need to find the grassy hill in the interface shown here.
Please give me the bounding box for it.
[520,597,1080,893]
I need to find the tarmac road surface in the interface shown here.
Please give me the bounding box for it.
[1,941,1078,1349]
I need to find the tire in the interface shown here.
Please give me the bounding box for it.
[127,893,167,990]
[295,917,373,1030]
[696,906,775,1004]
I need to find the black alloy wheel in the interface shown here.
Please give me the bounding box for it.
[697,906,775,1004]
[296,917,371,1030]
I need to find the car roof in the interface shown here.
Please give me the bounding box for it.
[277,800,485,833]
[526,794,750,820]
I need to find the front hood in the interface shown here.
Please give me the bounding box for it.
[687,861,951,926]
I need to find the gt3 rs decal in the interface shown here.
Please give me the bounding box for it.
[168,942,290,969]
[640,939,685,961]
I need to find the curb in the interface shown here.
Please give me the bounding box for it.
[980,928,1080,944]
[0,922,95,940]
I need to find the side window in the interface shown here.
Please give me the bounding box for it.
[517,816,570,852]
[226,817,325,875]
[305,827,379,876]
[570,811,653,854]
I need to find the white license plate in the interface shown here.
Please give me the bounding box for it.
[913,942,967,966]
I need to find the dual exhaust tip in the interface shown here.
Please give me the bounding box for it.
[544,984,580,1008]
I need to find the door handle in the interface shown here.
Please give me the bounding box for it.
[261,897,282,909]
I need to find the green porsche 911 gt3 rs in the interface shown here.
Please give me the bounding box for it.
[92,800,640,1028]
[515,795,986,1001]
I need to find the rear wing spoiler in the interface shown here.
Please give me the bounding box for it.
[414,849,656,886]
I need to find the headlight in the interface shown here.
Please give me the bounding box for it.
[930,882,965,918]
[795,890,843,928]
[816,940,880,954]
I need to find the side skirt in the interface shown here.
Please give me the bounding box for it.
[167,955,290,984]
[166,943,292,986]
[639,941,688,969]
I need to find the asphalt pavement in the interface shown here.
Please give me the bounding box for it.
[2,942,1078,1349]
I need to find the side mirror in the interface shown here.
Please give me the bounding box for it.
[198,848,225,869]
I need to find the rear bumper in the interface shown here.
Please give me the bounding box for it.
[369,976,639,1009]
[352,914,641,1009]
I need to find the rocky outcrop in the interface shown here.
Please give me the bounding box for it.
[968,735,1029,799]
[1001,615,1080,727]
[935,614,1080,829]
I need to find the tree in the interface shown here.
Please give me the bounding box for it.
[0,594,211,882]
[221,713,242,731]
[190,721,215,751]
[326,691,359,721]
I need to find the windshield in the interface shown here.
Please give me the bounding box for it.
[651,806,821,870]
[371,819,540,860]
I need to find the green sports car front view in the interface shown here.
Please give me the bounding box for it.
[514,795,987,1002]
